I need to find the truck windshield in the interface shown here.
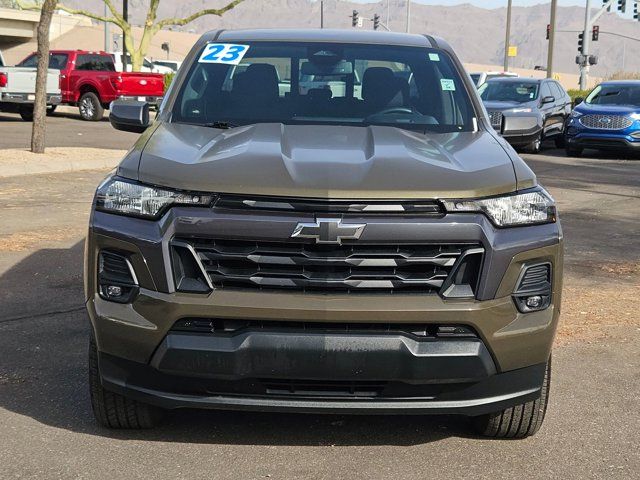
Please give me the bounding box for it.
[478,81,539,103]
[172,42,475,133]
[585,84,640,106]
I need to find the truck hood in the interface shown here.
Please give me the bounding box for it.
[483,100,536,112]
[136,123,517,199]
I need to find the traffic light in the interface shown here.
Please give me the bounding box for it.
[546,24,550,40]
[618,0,627,13]
[634,2,639,20]
[577,32,584,53]
[351,10,359,27]
[373,13,380,30]
[603,0,611,12]
[592,25,599,41]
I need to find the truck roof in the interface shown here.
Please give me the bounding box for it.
[202,28,450,51]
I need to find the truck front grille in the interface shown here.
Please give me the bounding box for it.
[579,114,633,130]
[172,238,483,295]
[488,110,503,130]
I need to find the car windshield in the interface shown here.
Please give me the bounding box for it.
[171,41,475,133]
[478,81,539,103]
[585,84,640,106]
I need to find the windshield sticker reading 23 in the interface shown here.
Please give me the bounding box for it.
[198,44,250,65]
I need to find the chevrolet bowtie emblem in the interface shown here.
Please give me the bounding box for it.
[291,218,366,244]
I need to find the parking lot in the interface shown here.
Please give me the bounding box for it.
[0,113,639,479]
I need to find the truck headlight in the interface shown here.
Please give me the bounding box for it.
[95,176,213,218]
[443,188,556,227]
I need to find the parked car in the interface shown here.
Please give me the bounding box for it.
[152,59,183,72]
[0,49,61,121]
[479,77,571,153]
[109,52,174,74]
[469,71,518,87]
[18,50,165,121]
[564,80,640,156]
[86,29,562,438]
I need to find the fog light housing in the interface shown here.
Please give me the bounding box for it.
[98,250,139,303]
[630,130,640,139]
[512,263,552,313]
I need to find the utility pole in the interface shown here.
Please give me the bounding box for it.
[122,0,128,72]
[503,0,513,72]
[104,2,110,52]
[387,0,390,30]
[546,0,558,78]
[406,0,411,33]
[320,1,324,29]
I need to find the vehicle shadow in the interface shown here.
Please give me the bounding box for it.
[0,241,473,446]
[0,112,27,122]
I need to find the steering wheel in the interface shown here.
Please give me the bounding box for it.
[374,107,414,116]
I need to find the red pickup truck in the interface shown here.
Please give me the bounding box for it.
[18,50,164,121]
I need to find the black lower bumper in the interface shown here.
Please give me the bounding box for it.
[98,331,546,416]
[567,135,640,151]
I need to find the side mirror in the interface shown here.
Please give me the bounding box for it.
[574,97,584,106]
[541,95,555,105]
[109,100,150,133]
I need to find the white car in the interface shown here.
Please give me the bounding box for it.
[470,71,519,87]
[109,52,173,74]
[152,60,182,73]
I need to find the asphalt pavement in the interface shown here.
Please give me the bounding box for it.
[0,108,138,150]
[0,125,639,478]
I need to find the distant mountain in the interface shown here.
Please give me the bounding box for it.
[62,0,640,76]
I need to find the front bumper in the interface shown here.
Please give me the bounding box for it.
[86,205,563,414]
[566,133,640,151]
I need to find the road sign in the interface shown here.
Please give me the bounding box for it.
[508,46,518,57]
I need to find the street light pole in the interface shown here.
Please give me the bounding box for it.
[503,0,513,72]
[104,2,110,52]
[546,0,558,78]
[580,0,591,90]
[406,0,411,33]
[122,0,128,71]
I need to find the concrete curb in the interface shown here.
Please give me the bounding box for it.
[0,148,127,178]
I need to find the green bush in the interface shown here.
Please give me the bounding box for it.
[567,89,590,103]
[163,73,175,92]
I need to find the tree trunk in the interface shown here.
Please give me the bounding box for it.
[30,0,57,154]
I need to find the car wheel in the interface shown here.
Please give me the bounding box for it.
[19,106,34,122]
[525,134,542,154]
[472,358,551,439]
[565,145,583,157]
[46,105,57,116]
[89,335,163,429]
[554,135,565,149]
[78,92,104,121]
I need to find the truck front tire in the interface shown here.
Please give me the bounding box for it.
[472,358,551,439]
[89,336,163,429]
[78,92,104,121]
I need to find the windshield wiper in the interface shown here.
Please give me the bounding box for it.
[201,121,239,129]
